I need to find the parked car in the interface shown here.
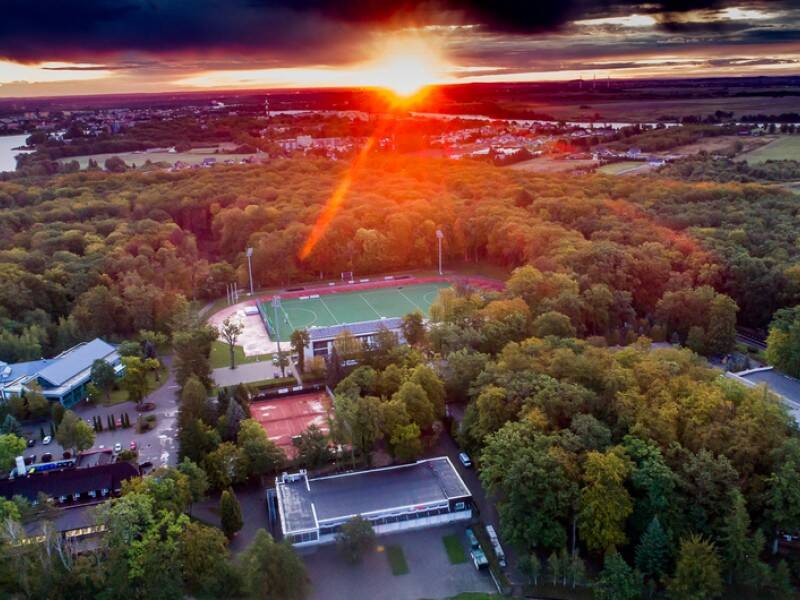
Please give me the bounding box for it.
[129,440,137,451]
[42,436,52,445]
[27,438,36,448]
[62,451,71,459]
[41,453,53,463]
[458,452,472,468]
[113,443,122,453]
[24,455,36,465]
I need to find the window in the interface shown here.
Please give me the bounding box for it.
[454,502,465,511]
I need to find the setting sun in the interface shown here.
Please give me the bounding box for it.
[363,37,448,98]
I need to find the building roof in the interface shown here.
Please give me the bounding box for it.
[36,339,117,387]
[0,359,51,384]
[0,462,139,502]
[277,457,471,535]
[308,317,403,342]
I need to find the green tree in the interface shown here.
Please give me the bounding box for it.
[290,328,310,374]
[127,509,189,599]
[721,490,768,587]
[204,441,248,490]
[179,521,237,597]
[237,418,285,477]
[177,457,209,514]
[55,410,95,455]
[635,516,671,583]
[595,552,644,600]
[408,364,446,419]
[686,325,706,355]
[667,535,723,600]
[220,488,244,539]
[765,306,800,377]
[480,422,578,552]
[401,310,426,346]
[24,385,49,419]
[239,529,309,600]
[336,515,376,563]
[390,422,423,461]
[0,414,23,437]
[173,323,217,388]
[441,349,490,401]
[0,433,26,472]
[179,418,220,465]
[705,294,738,356]
[104,156,128,172]
[532,311,576,338]
[50,402,65,427]
[525,553,543,585]
[766,441,800,553]
[120,356,159,408]
[179,375,212,427]
[296,424,331,468]
[334,394,383,458]
[578,448,633,553]
[219,316,245,369]
[392,381,434,430]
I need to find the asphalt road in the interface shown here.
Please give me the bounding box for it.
[427,429,523,587]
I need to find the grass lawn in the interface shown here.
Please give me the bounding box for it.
[209,340,271,369]
[597,161,646,175]
[103,366,167,406]
[442,534,468,564]
[740,136,800,163]
[386,545,409,576]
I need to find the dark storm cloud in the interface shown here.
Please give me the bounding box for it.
[1,0,797,63]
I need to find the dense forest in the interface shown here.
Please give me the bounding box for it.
[1,156,799,362]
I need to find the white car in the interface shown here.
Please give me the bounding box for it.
[113,443,122,453]
[42,436,52,445]
[458,452,472,468]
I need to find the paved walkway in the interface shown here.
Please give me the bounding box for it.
[208,303,278,356]
[212,360,297,387]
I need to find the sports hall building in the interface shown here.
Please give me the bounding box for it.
[274,457,473,546]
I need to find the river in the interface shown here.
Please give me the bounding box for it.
[0,134,31,172]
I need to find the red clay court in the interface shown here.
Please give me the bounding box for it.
[250,392,332,458]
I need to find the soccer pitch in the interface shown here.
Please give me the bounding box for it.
[261,282,450,342]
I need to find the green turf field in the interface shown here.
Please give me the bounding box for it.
[261,282,450,341]
[740,136,800,164]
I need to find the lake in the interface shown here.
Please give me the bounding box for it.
[0,134,30,172]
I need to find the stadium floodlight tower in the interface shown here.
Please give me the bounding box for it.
[436,229,444,276]
[246,247,255,296]
[271,296,286,378]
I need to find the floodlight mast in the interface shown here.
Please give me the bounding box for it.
[272,296,285,378]
[436,229,444,276]
[246,247,255,296]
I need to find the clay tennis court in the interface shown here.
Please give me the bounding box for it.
[250,392,332,458]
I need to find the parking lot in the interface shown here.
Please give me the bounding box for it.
[302,523,495,600]
[19,359,179,469]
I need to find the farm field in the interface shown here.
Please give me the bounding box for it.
[740,136,800,163]
[508,157,597,173]
[490,95,800,122]
[56,145,260,169]
[597,161,653,175]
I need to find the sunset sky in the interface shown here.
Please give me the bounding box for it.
[1,0,799,97]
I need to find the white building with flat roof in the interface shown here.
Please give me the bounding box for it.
[274,457,473,546]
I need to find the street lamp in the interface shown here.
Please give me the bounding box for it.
[246,247,254,296]
[435,229,444,276]
[271,296,285,378]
